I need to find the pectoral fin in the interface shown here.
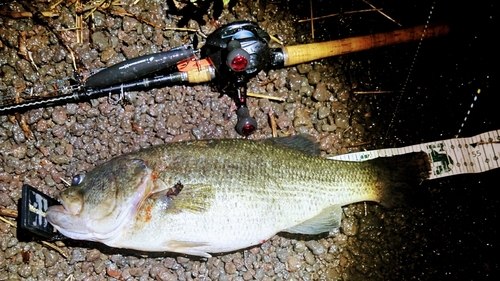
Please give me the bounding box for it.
[166,183,215,213]
[285,205,342,235]
[166,240,212,258]
[151,178,169,194]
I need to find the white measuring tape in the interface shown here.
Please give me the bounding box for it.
[328,129,500,180]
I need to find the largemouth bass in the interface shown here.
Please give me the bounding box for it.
[46,135,430,257]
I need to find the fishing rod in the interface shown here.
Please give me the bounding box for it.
[0,21,449,135]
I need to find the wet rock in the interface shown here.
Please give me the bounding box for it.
[92,11,107,28]
[307,70,321,85]
[305,240,325,255]
[157,269,177,281]
[17,264,32,278]
[224,261,237,274]
[100,47,116,62]
[0,192,14,207]
[86,249,101,262]
[299,85,314,97]
[5,243,20,258]
[342,215,359,236]
[325,268,342,281]
[276,248,289,262]
[69,249,86,264]
[313,82,332,102]
[296,63,312,74]
[293,108,313,128]
[10,144,26,159]
[286,256,303,272]
[317,106,331,119]
[337,88,350,103]
[166,115,183,129]
[42,248,59,267]
[122,17,140,33]
[92,32,110,52]
[335,113,350,129]
[288,71,305,91]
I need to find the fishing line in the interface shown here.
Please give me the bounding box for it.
[383,2,435,144]
[455,88,481,138]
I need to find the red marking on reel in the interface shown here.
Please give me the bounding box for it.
[230,55,248,71]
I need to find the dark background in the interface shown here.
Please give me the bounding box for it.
[291,0,497,279]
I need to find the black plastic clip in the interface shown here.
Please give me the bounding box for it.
[20,184,65,240]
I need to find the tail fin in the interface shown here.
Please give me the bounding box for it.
[371,152,431,208]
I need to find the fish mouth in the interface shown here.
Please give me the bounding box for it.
[46,204,90,240]
[46,203,69,225]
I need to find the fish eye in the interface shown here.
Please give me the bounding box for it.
[71,174,85,186]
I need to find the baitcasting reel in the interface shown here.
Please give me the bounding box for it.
[201,21,272,135]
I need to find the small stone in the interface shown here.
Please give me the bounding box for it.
[321,124,337,132]
[294,241,306,252]
[317,106,331,119]
[209,268,220,279]
[337,88,350,102]
[304,251,315,265]
[149,264,163,278]
[157,269,177,281]
[276,248,289,262]
[17,264,31,278]
[288,71,307,91]
[313,82,332,102]
[293,108,313,128]
[91,31,110,51]
[243,270,254,280]
[335,113,350,129]
[43,248,58,267]
[5,245,20,258]
[166,115,183,129]
[325,268,342,281]
[286,256,303,272]
[163,257,176,268]
[51,107,67,125]
[307,70,321,85]
[86,249,101,262]
[0,192,14,207]
[129,267,143,277]
[94,260,105,274]
[342,215,359,236]
[305,240,325,255]
[50,154,70,165]
[224,261,237,274]
[296,63,312,74]
[299,85,314,97]
[69,248,86,264]
[100,48,116,62]
[176,256,190,264]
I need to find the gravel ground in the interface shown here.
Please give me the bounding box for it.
[0,0,498,280]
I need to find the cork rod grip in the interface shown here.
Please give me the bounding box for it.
[282,23,450,67]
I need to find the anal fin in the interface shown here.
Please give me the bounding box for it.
[285,205,342,235]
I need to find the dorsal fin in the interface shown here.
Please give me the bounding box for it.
[262,134,320,156]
